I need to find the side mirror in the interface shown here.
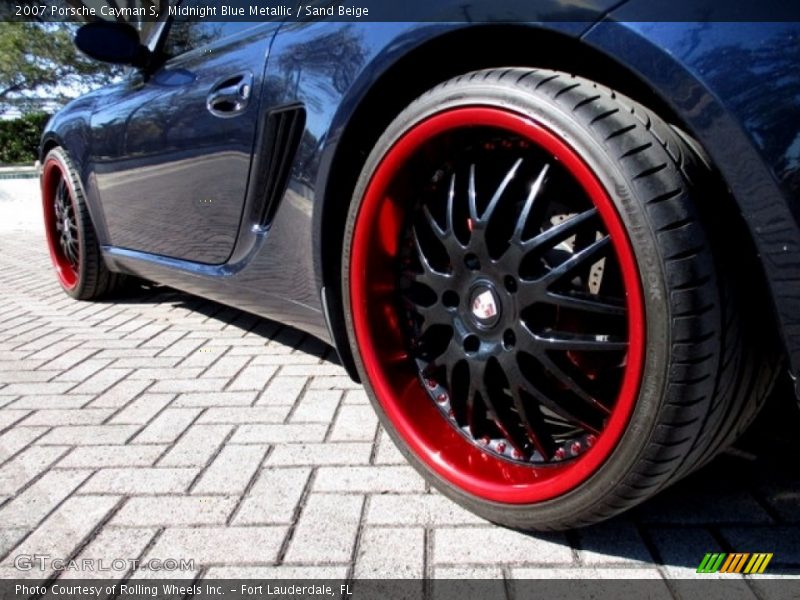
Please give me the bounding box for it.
[75,21,151,68]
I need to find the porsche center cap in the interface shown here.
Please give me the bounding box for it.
[470,286,501,327]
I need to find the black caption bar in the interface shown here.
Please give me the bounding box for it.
[0,579,799,600]
[2,0,800,23]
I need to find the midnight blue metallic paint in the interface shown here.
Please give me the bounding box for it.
[41,5,800,388]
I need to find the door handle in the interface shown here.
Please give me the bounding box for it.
[207,72,253,118]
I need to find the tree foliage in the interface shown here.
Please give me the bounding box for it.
[0,112,50,164]
[0,22,119,114]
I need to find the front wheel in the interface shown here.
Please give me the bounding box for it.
[342,68,776,530]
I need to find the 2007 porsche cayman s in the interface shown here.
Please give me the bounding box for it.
[40,4,800,529]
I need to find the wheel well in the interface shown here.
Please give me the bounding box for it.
[40,138,59,162]
[320,24,779,379]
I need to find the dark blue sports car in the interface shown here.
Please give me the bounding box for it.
[39,2,800,529]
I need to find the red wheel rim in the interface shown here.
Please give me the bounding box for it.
[41,157,79,290]
[350,107,645,503]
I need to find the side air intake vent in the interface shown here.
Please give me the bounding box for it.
[250,105,306,228]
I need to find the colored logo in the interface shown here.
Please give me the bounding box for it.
[471,290,498,320]
[697,553,773,574]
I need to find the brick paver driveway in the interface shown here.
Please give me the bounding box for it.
[0,178,798,591]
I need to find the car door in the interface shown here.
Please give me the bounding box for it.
[90,17,276,264]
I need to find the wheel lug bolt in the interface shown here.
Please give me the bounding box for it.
[479,436,490,446]
[586,435,597,447]
[496,442,506,453]
[554,448,566,460]
[436,393,448,404]
[511,449,522,459]
[425,378,437,389]
[570,442,582,456]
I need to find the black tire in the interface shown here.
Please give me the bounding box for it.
[41,147,126,300]
[341,68,779,530]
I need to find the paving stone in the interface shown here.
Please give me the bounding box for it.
[0,445,70,494]
[89,379,153,408]
[81,468,197,495]
[145,526,287,565]
[231,424,327,444]
[0,528,27,559]
[0,427,49,463]
[128,367,204,381]
[0,412,29,438]
[8,395,92,409]
[256,376,307,405]
[0,382,76,396]
[53,358,112,383]
[192,445,266,495]
[197,407,290,424]
[342,389,369,405]
[433,527,573,565]
[38,425,139,446]
[227,364,277,392]
[290,389,341,423]
[366,494,485,526]
[58,445,166,468]
[373,428,406,465]
[637,487,773,525]
[69,368,132,395]
[355,527,424,578]
[157,337,205,358]
[58,526,156,580]
[173,392,257,407]
[201,355,250,379]
[204,565,348,579]
[284,494,363,564]
[280,365,348,377]
[577,520,654,566]
[233,467,311,525]
[266,443,372,466]
[314,466,425,493]
[0,370,59,383]
[113,496,238,526]
[132,408,200,444]
[0,495,120,572]
[327,405,378,441]
[158,424,231,467]
[22,409,113,426]
[251,353,320,365]
[108,394,174,425]
[150,378,229,393]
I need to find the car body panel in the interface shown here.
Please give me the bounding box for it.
[40,3,800,387]
[89,23,273,264]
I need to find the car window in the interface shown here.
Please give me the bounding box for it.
[162,1,250,58]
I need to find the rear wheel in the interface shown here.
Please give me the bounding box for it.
[342,68,778,529]
[42,147,125,300]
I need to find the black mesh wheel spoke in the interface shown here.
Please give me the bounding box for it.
[518,370,603,436]
[518,207,599,257]
[399,129,630,465]
[533,348,612,416]
[497,352,555,459]
[538,235,612,287]
[519,323,627,353]
[540,290,626,316]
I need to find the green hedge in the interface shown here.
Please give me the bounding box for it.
[0,112,50,165]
